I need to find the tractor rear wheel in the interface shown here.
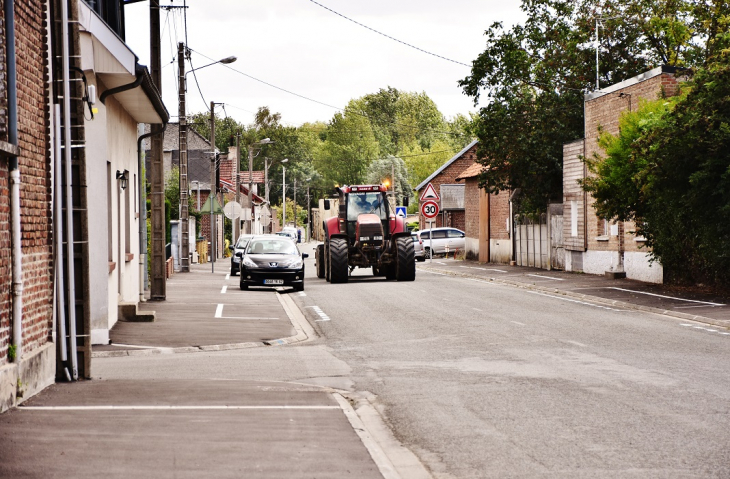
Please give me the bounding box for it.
[316,244,325,278]
[395,236,416,281]
[329,238,349,283]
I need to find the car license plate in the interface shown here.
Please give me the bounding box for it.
[264,279,284,285]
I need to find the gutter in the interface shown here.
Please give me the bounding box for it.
[100,63,169,124]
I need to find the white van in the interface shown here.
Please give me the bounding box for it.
[419,228,465,257]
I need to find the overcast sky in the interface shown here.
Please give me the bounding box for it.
[124,1,526,127]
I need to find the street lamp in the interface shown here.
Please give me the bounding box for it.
[178,42,236,272]
[246,138,274,235]
[264,157,287,233]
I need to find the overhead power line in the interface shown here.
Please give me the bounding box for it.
[308,0,470,67]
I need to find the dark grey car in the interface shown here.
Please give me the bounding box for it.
[239,236,308,291]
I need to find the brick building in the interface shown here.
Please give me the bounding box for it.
[415,140,478,231]
[563,66,684,283]
[0,0,55,412]
[455,162,511,263]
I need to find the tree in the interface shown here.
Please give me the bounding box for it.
[364,155,413,205]
[459,0,715,214]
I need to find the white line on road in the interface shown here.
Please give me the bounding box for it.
[225,274,230,280]
[436,262,446,265]
[215,304,224,318]
[472,308,484,312]
[606,287,725,306]
[527,274,565,281]
[511,321,525,326]
[20,405,341,411]
[480,268,508,273]
[298,292,307,297]
[307,305,331,322]
[526,291,626,311]
[221,286,227,294]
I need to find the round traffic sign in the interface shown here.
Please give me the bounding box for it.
[223,201,242,220]
[421,200,439,219]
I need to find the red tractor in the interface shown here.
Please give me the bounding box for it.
[315,185,415,283]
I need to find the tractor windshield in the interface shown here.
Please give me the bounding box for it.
[347,192,388,222]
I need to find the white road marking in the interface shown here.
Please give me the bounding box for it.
[526,291,626,311]
[298,292,307,297]
[225,274,230,280]
[481,268,508,273]
[420,270,446,276]
[215,304,224,318]
[472,308,484,312]
[674,305,720,309]
[606,287,725,306]
[459,266,470,269]
[436,262,446,265]
[307,305,331,322]
[511,321,525,326]
[527,274,565,281]
[221,286,227,294]
[20,405,341,411]
[680,324,694,327]
[720,332,730,336]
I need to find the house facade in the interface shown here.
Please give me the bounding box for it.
[455,162,511,263]
[563,66,683,283]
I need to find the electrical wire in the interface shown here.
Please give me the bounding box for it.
[308,0,470,67]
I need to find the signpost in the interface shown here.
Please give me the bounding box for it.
[395,206,407,218]
[419,183,440,263]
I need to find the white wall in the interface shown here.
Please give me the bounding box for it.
[579,250,663,283]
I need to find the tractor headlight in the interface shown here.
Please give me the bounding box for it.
[242,256,257,269]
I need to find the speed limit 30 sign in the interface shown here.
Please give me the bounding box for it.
[421,200,439,219]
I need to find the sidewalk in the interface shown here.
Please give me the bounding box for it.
[417,258,730,330]
[94,261,305,357]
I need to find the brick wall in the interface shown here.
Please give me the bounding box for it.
[490,191,510,240]
[418,143,476,229]
[463,179,480,239]
[0,0,52,364]
[583,72,681,254]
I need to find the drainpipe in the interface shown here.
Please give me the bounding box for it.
[137,122,168,300]
[99,66,144,105]
[53,105,70,378]
[60,0,78,380]
[5,0,23,363]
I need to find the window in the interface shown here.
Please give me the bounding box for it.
[347,192,387,221]
[448,229,464,238]
[571,201,578,237]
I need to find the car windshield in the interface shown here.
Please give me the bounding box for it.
[347,192,387,221]
[247,238,299,255]
[236,237,251,248]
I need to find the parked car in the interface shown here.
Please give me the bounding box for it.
[411,232,426,262]
[230,234,254,276]
[239,236,308,291]
[419,228,465,257]
[279,227,298,242]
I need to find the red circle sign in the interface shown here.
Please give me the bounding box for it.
[421,200,439,219]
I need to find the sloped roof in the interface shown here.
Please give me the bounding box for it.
[143,122,213,152]
[219,178,265,204]
[415,139,478,191]
[455,162,485,181]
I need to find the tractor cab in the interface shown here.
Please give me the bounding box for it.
[343,186,389,241]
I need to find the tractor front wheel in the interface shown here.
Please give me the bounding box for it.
[395,236,416,281]
[329,238,349,283]
[316,244,326,279]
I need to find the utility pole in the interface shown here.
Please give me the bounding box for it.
[282,165,286,228]
[234,133,240,240]
[210,100,216,273]
[306,185,311,242]
[293,178,297,229]
[178,42,189,272]
[248,145,254,234]
[150,0,166,298]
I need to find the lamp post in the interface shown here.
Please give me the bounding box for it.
[247,138,273,235]
[263,157,287,232]
[178,41,235,272]
[282,164,286,229]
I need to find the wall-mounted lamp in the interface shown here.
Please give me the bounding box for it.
[116,169,129,190]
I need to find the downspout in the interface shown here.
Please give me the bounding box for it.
[60,0,78,380]
[99,65,144,105]
[53,105,70,379]
[137,122,167,299]
[6,0,22,363]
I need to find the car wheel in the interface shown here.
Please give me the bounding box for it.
[231,266,238,276]
[294,281,304,292]
[239,282,248,291]
[424,247,432,259]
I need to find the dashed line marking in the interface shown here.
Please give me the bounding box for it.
[215,304,224,318]
[527,274,565,281]
[307,306,331,322]
[526,291,626,311]
[680,323,729,337]
[225,274,230,280]
[221,286,228,294]
[473,308,484,312]
[436,262,446,265]
[511,321,525,326]
[606,287,724,306]
[298,292,307,297]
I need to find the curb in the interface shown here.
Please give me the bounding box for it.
[92,292,315,358]
[417,265,729,330]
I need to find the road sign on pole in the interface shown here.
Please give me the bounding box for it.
[421,200,439,219]
[395,206,407,218]
[420,183,440,202]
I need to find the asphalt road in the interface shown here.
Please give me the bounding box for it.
[289,251,730,478]
[90,250,730,478]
